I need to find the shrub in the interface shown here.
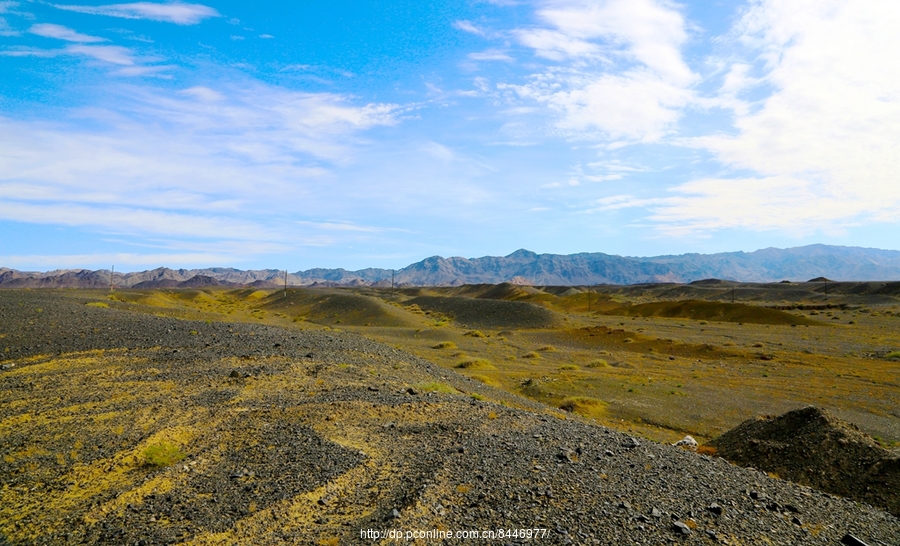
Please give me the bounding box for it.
[464,330,486,338]
[86,302,109,308]
[537,345,557,352]
[432,341,456,349]
[558,396,607,418]
[142,442,185,467]
[415,381,458,394]
[559,364,580,371]
[456,358,495,370]
[522,351,541,359]
[886,351,900,360]
[587,359,609,368]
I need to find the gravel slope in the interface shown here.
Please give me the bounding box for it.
[0,290,898,545]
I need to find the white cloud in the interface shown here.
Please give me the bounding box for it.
[500,0,697,142]
[0,201,275,241]
[0,80,403,252]
[112,64,175,77]
[453,20,484,36]
[468,49,514,62]
[30,23,106,42]
[65,44,135,64]
[664,0,900,235]
[0,252,257,269]
[0,16,18,36]
[54,1,219,25]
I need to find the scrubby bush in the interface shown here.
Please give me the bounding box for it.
[432,341,456,349]
[522,351,541,359]
[587,359,609,368]
[558,396,607,418]
[464,330,487,338]
[537,345,557,352]
[456,358,494,370]
[559,364,579,371]
[415,381,458,394]
[142,442,185,467]
[886,351,900,360]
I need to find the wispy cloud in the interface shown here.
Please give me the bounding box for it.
[468,49,514,62]
[0,17,18,36]
[497,0,697,142]
[29,23,106,42]
[453,20,485,36]
[54,1,219,25]
[0,79,405,256]
[65,44,134,64]
[660,0,900,235]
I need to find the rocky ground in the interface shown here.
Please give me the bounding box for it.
[1,290,899,545]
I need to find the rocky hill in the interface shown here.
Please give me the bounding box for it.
[709,406,900,518]
[3,244,900,288]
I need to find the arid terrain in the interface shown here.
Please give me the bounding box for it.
[1,283,899,545]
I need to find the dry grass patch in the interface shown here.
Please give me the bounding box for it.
[558,396,607,419]
[521,351,541,359]
[536,345,557,352]
[431,341,457,349]
[142,442,186,467]
[456,358,495,370]
[587,359,609,368]
[414,381,458,394]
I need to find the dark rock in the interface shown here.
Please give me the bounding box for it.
[840,534,870,546]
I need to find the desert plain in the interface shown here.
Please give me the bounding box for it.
[1,281,899,544]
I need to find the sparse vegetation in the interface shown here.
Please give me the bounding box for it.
[432,341,457,349]
[415,381,458,394]
[587,359,609,368]
[886,351,900,360]
[85,302,109,308]
[456,358,495,370]
[142,442,186,467]
[558,396,607,419]
[464,330,486,338]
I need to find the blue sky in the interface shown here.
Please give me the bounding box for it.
[1,0,899,272]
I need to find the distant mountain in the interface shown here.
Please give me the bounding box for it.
[2,244,900,288]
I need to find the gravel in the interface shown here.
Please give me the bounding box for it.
[1,290,899,545]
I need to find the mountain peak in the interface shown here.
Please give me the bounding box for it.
[506,249,538,259]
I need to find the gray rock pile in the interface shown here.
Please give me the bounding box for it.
[709,406,900,518]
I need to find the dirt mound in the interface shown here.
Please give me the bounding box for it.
[602,299,823,325]
[709,406,900,517]
[405,295,562,329]
[476,282,544,300]
[261,289,419,327]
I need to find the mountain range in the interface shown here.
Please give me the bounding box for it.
[2,244,900,288]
